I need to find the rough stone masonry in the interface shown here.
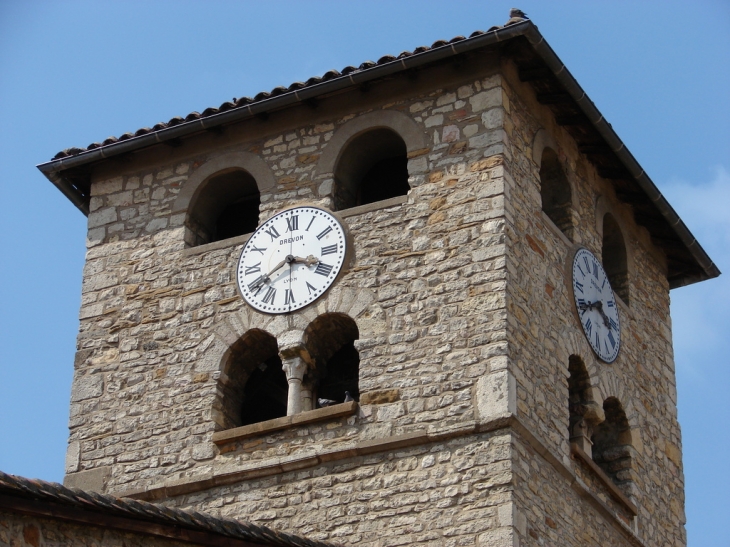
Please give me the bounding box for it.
[59,34,692,547]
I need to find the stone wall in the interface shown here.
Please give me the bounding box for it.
[64,53,684,546]
[69,63,509,492]
[174,432,514,547]
[499,61,685,545]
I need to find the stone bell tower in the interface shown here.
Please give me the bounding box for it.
[40,12,717,547]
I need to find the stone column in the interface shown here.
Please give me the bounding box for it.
[279,342,313,416]
[569,418,594,457]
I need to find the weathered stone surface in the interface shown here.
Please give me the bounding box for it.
[63,52,685,547]
[70,374,103,402]
[63,466,110,491]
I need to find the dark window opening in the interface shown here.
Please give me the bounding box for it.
[316,341,360,403]
[540,148,573,240]
[239,353,288,426]
[333,128,409,211]
[186,169,260,247]
[304,313,360,406]
[591,397,635,493]
[213,329,287,430]
[568,355,592,438]
[602,213,629,304]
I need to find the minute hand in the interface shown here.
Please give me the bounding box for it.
[594,301,611,329]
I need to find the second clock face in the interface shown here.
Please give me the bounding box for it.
[572,248,621,363]
[236,206,347,314]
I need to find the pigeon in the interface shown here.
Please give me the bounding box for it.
[505,8,528,26]
[318,398,338,408]
[344,391,354,403]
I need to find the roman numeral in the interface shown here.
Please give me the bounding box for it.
[574,281,584,293]
[602,277,607,289]
[314,263,333,276]
[583,256,591,272]
[248,276,266,295]
[609,317,619,331]
[285,289,296,305]
[245,262,261,276]
[607,331,616,348]
[251,245,266,255]
[321,244,338,256]
[606,300,615,308]
[306,282,317,294]
[592,261,598,279]
[584,318,592,335]
[286,215,299,232]
[595,332,600,348]
[262,287,276,305]
[264,226,280,241]
[316,226,332,240]
[305,217,316,231]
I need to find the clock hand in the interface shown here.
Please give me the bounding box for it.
[291,255,320,267]
[594,300,611,329]
[265,255,296,278]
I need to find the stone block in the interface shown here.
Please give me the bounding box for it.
[70,374,103,402]
[360,389,400,405]
[91,177,123,196]
[475,370,515,421]
[63,466,111,491]
[87,207,117,228]
[469,88,502,113]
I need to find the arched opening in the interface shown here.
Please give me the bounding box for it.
[186,168,260,247]
[568,356,596,451]
[540,147,573,240]
[333,128,409,211]
[591,397,635,493]
[213,329,288,430]
[304,313,360,406]
[602,213,629,304]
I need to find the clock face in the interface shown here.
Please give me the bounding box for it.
[572,248,621,363]
[236,206,347,314]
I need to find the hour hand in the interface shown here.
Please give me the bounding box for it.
[292,255,320,267]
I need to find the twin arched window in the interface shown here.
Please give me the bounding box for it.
[538,147,631,303]
[568,355,635,496]
[184,126,411,249]
[213,314,359,430]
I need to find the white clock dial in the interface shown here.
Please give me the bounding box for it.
[572,248,621,363]
[236,206,347,314]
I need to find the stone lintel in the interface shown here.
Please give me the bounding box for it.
[338,195,407,218]
[211,401,359,445]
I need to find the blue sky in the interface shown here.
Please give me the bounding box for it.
[0,1,728,545]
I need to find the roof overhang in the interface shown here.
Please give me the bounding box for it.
[37,20,719,288]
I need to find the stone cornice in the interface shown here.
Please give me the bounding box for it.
[116,415,645,546]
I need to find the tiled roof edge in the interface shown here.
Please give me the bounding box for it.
[38,21,531,172]
[35,16,719,285]
[519,25,720,284]
[0,470,339,547]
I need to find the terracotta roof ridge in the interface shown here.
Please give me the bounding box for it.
[50,28,494,161]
